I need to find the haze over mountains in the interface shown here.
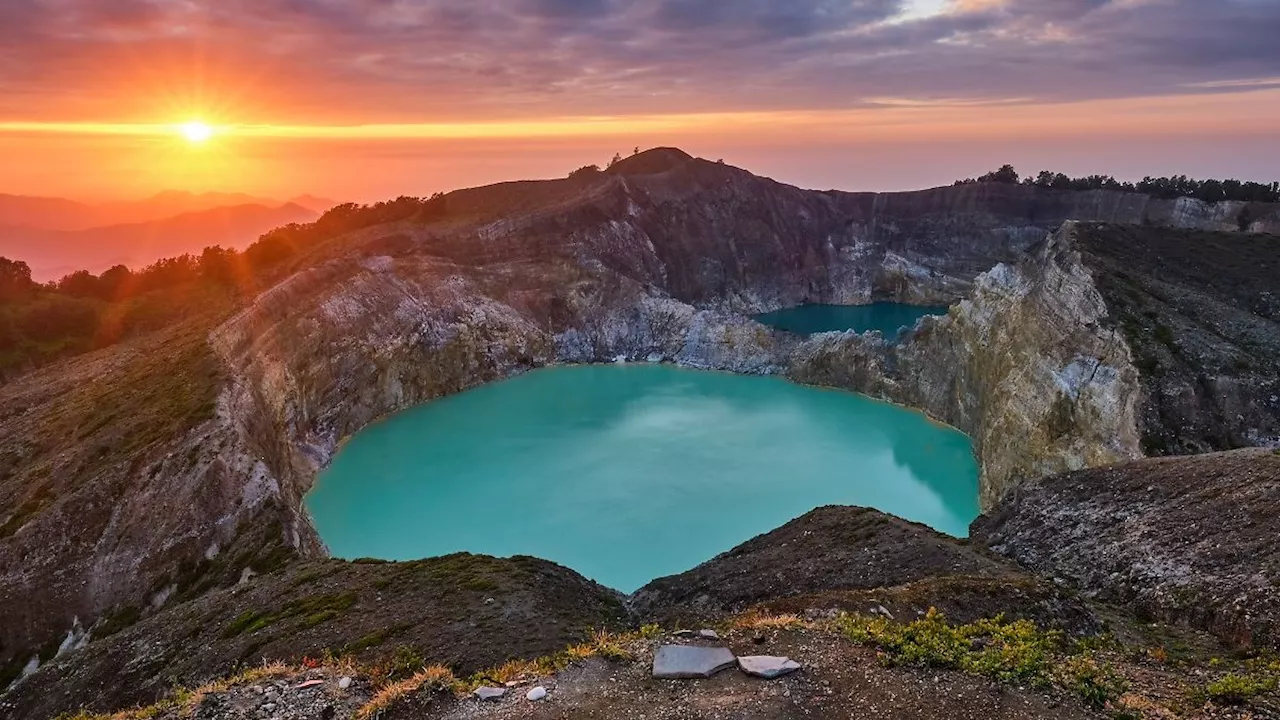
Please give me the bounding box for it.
[0,191,337,280]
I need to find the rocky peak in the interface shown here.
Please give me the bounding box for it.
[605,147,697,176]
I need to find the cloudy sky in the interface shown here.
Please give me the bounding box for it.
[1,0,1278,200]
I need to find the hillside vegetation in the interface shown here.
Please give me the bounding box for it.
[0,197,438,380]
[957,165,1280,205]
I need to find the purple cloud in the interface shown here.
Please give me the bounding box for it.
[0,0,1276,121]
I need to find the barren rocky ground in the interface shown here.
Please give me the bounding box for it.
[974,448,1280,649]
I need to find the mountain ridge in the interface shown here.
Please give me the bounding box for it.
[0,191,336,232]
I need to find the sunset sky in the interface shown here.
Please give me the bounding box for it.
[2,0,1278,202]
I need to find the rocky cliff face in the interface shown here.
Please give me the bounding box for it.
[1071,223,1280,455]
[790,222,1146,505]
[2,148,1278,699]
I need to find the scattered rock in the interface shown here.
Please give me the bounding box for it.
[337,676,352,690]
[653,645,737,679]
[474,686,506,701]
[261,702,277,712]
[738,656,803,679]
[296,679,324,690]
[526,686,548,701]
[698,629,720,640]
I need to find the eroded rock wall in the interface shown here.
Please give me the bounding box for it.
[1070,223,1280,455]
[790,223,1145,507]
[207,248,796,553]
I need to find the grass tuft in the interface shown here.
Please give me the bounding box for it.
[731,612,806,632]
[356,665,458,720]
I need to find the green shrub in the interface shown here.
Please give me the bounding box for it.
[1058,655,1129,709]
[386,645,427,681]
[1202,673,1277,705]
[837,608,1061,686]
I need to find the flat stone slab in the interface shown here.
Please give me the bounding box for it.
[474,686,507,701]
[737,656,802,679]
[653,645,737,679]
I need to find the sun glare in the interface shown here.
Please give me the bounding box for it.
[180,121,213,144]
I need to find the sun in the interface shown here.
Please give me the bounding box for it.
[180,121,213,144]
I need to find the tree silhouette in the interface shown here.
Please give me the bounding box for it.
[0,257,35,302]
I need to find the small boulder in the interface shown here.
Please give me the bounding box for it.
[653,645,737,679]
[737,656,802,679]
[698,629,720,640]
[338,676,352,690]
[527,686,548,701]
[474,686,507,701]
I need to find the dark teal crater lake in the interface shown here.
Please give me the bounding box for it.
[756,303,950,337]
[306,365,979,592]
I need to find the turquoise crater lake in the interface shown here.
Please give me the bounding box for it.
[755,302,950,338]
[306,364,979,592]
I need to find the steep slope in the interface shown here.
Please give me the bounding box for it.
[1072,223,1280,454]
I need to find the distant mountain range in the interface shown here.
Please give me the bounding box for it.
[0,191,337,281]
[0,202,321,281]
[0,191,337,232]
